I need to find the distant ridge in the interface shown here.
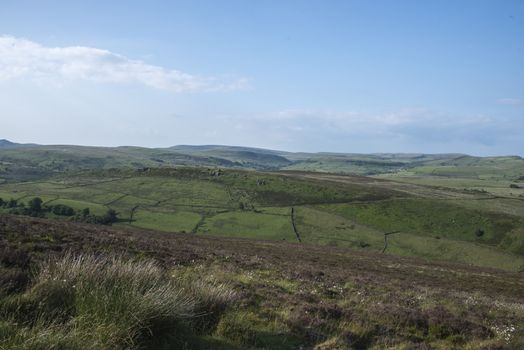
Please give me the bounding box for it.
[170,144,286,156]
[1,140,523,178]
[0,139,36,149]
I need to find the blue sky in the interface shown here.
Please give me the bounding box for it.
[0,0,523,155]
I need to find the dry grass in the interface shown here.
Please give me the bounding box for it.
[0,252,235,349]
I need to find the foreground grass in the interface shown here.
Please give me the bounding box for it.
[0,253,235,350]
[1,215,523,349]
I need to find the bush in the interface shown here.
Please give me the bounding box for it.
[74,209,119,225]
[28,197,43,213]
[100,209,118,224]
[51,204,75,216]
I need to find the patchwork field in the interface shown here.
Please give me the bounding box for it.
[1,166,522,271]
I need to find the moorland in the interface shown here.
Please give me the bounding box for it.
[0,139,523,349]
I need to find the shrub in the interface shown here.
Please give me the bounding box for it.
[51,204,75,216]
[28,197,43,212]
[475,228,485,237]
[100,209,118,224]
[74,209,119,225]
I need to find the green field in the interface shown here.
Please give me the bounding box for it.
[1,142,523,271]
[0,163,522,271]
[130,209,202,233]
[198,209,295,240]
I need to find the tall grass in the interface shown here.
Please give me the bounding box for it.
[0,253,235,349]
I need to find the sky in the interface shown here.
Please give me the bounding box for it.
[0,0,523,155]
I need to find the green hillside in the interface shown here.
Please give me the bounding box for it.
[2,140,523,178]
[1,165,522,271]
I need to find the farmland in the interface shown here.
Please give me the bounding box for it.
[0,162,522,271]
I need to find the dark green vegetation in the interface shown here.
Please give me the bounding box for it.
[0,196,119,225]
[1,215,523,349]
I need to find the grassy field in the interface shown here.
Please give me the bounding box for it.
[0,165,522,271]
[198,208,295,240]
[130,209,202,233]
[1,144,524,348]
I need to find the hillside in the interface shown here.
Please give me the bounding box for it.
[0,139,36,149]
[1,140,524,178]
[1,143,523,349]
[1,214,523,349]
[1,142,523,272]
[1,166,523,271]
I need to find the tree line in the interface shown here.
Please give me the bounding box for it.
[0,197,119,225]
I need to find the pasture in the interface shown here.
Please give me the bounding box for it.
[1,166,522,271]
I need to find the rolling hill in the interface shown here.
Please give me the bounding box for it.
[1,140,523,178]
[1,140,524,348]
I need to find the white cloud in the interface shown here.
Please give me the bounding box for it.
[0,35,249,92]
[215,107,516,149]
[496,98,522,105]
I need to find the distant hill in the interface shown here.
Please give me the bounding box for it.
[1,141,523,180]
[0,139,34,149]
[170,145,292,168]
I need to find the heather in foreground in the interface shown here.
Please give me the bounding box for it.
[1,215,523,349]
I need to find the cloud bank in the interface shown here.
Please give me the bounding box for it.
[0,35,248,92]
[211,108,523,154]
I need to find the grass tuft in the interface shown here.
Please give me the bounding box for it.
[0,253,235,349]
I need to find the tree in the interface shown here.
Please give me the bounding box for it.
[82,208,90,217]
[101,209,118,225]
[52,204,75,216]
[28,197,43,212]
